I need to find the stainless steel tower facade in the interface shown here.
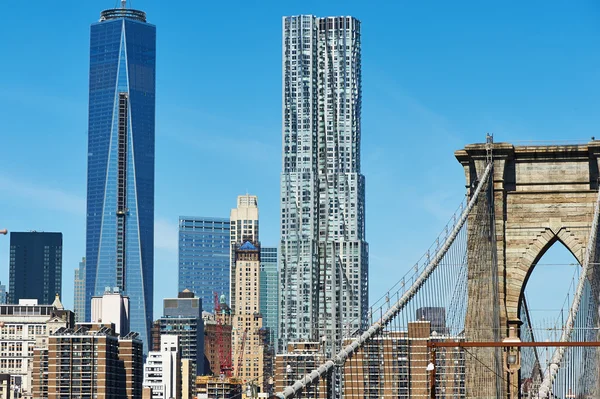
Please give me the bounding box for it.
[280,15,368,355]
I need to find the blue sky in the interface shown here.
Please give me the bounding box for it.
[0,1,598,324]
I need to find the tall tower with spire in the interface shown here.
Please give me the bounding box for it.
[85,2,156,352]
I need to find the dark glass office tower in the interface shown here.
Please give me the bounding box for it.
[85,4,156,352]
[9,232,63,305]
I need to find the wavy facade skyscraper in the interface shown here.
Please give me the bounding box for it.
[85,4,156,352]
[280,15,368,356]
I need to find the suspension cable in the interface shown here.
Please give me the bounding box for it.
[274,161,494,399]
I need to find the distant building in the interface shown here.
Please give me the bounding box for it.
[91,287,130,336]
[144,335,181,399]
[274,342,327,399]
[153,290,204,396]
[73,257,86,322]
[203,299,233,376]
[231,241,268,392]
[195,376,242,399]
[178,217,230,313]
[341,321,465,398]
[0,283,6,305]
[9,232,62,305]
[33,323,143,399]
[416,307,447,334]
[260,247,278,351]
[0,296,74,398]
[229,195,259,312]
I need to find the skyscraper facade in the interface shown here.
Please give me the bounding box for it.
[260,247,278,351]
[85,5,156,352]
[73,257,86,322]
[229,195,259,312]
[178,217,230,313]
[280,15,368,355]
[9,232,63,305]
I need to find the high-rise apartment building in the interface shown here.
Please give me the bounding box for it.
[73,257,86,322]
[9,232,63,305]
[85,4,156,352]
[178,217,230,312]
[32,323,143,399]
[229,195,259,313]
[260,247,278,352]
[280,15,368,355]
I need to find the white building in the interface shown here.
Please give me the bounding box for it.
[280,15,368,356]
[0,297,73,398]
[91,287,130,336]
[143,335,181,399]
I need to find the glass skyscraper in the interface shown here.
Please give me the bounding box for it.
[280,15,368,355]
[85,5,156,352]
[178,217,231,313]
[9,232,63,305]
[260,247,279,352]
[74,257,86,323]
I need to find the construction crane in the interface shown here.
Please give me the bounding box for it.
[236,328,248,378]
[214,292,233,377]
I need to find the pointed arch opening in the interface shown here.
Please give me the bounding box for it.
[520,238,581,341]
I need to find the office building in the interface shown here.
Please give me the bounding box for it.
[231,241,268,392]
[143,335,181,399]
[0,296,74,398]
[32,323,143,399]
[229,195,259,312]
[260,247,278,352]
[9,232,62,305]
[73,257,86,322]
[280,15,368,355]
[91,287,131,336]
[178,217,230,313]
[153,291,204,395]
[85,3,156,352]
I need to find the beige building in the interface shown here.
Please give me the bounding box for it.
[32,323,143,399]
[0,296,74,398]
[231,241,266,392]
[195,376,242,399]
[229,194,259,313]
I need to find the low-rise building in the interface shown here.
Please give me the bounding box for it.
[195,376,242,399]
[0,296,73,398]
[144,335,181,399]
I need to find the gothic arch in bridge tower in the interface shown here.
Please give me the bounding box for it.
[456,141,600,336]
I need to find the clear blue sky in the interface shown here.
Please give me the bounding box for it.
[0,1,598,325]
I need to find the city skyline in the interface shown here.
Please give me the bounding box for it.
[0,1,596,323]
